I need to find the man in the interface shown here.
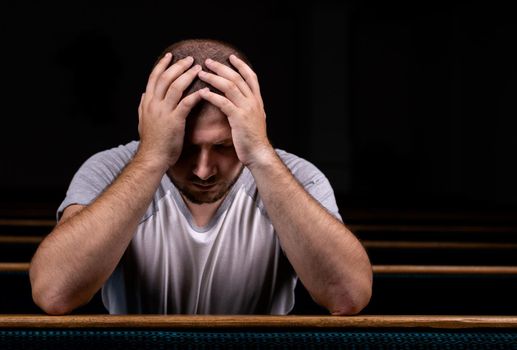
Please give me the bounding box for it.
[29,39,372,315]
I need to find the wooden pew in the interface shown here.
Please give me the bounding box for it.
[354,223,517,265]
[295,265,517,315]
[0,263,106,314]
[2,211,517,316]
[0,219,52,262]
[3,218,517,265]
[1,315,517,349]
[4,263,517,315]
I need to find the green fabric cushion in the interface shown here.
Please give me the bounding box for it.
[2,330,517,349]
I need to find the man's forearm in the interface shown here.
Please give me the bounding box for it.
[30,150,167,314]
[248,149,372,315]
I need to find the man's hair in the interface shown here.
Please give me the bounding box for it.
[155,38,252,98]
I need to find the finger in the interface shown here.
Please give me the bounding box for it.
[229,55,262,100]
[174,90,204,120]
[198,88,238,117]
[145,53,173,97]
[205,58,253,97]
[197,70,247,107]
[163,64,203,110]
[154,56,194,100]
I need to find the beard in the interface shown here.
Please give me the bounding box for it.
[169,166,244,204]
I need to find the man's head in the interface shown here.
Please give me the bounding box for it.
[155,38,252,99]
[161,39,251,204]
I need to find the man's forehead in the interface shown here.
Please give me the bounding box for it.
[185,124,231,145]
[185,103,231,141]
[187,103,228,126]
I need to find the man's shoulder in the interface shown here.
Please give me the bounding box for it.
[71,140,140,181]
[85,140,140,168]
[92,140,139,159]
[275,149,322,178]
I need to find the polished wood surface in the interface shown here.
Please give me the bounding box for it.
[0,236,42,244]
[374,265,517,274]
[1,315,517,329]
[1,218,515,234]
[351,224,517,233]
[0,219,55,227]
[5,237,517,250]
[363,240,517,250]
[4,263,517,275]
[0,263,31,272]
[340,208,517,223]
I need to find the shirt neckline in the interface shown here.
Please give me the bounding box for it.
[165,169,247,233]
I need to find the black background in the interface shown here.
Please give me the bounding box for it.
[1,0,516,213]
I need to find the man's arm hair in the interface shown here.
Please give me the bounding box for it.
[29,151,167,315]
[248,150,373,315]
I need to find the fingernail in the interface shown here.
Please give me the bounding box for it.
[186,56,194,62]
[164,52,172,58]
[206,58,213,64]
[198,70,207,76]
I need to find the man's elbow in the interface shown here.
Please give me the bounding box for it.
[32,286,75,315]
[30,267,75,315]
[328,278,373,316]
[34,297,74,316]
[329,298,369,316]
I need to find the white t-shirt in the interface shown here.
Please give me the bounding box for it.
[58,141,342,314]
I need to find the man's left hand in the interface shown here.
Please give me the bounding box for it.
[197,55,274,168]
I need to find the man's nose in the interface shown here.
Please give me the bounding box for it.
[193,148,216,180]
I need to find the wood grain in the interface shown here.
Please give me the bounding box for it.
[4,263,517,275]
[374,265,517,274]
[0,219,55,227]
[350,224,517,233]
[363,240,517,250]
[0,263,31,272]
[1,315,517,329]
[0,236,42,244]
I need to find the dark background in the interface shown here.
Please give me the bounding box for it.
[1,0,516,214]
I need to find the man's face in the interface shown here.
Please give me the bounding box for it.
[168,103,243,204]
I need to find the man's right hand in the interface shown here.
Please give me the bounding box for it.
[137,53,203,169]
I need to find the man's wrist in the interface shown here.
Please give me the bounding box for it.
[245,144,279,172]
[133,148,171,174]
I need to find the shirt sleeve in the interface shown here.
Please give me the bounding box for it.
[277,150,343,222]
[56,145,134,222]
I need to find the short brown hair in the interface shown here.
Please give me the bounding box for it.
[155,38,252,98]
